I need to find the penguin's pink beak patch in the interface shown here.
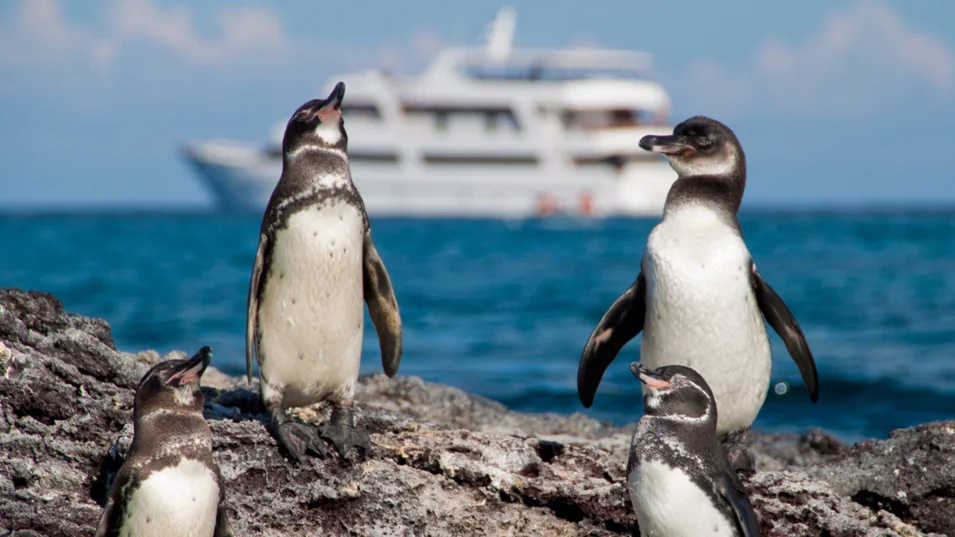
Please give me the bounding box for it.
[315,104,341,124]
[167,346,212,386]
[168,363,204,385]
[638,373,672,390]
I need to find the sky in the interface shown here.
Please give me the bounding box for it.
[1,0,954,210]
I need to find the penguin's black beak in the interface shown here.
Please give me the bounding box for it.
[630,362,672,390]
[324,81,346,111]
[168,346,212,387]
[638,134,691,155]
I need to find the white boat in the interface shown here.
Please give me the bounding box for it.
[181,7,678,218]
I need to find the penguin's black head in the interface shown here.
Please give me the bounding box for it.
[282,81,347,156]
[638,116,744,180]
[135,346,212,418]
[631,363,716,424]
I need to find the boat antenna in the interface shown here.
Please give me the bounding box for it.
[484,6,516,60]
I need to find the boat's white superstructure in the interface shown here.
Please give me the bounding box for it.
[182,7,678,218]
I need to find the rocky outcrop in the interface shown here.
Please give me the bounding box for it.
[0,288,951,536]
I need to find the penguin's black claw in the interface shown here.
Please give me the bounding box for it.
[319,406,372,460]
[722,429,756,475]
[270,407,326,463]
[727,446,756,476]
[275,420,327,463]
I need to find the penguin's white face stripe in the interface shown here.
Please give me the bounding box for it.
[173,386,196,406]
[666,143,738,178]
[645,390,663,411]
[314,119,342,146]
[644,377,714,424]
[140,408,200,422]
[285,145,346,160]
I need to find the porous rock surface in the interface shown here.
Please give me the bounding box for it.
[0,289,952,536]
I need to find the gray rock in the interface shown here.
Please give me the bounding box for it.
[0,288,951,536]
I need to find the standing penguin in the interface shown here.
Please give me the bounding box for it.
[577,116,818,469]
[246,82,402,462]
[95,347,234,537]
[627,363,760,537]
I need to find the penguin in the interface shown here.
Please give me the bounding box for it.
[95,346,234,537]
[627,363,760,537]
[246,81,402,462]
[577,116,818,469]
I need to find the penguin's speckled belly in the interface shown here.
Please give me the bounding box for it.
[257,201,365,408]
[628,459,737,537]
[641,210,771,435]
[121,458,219,537]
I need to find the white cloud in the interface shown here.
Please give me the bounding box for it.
[108,0,286,65]
[0,0,444,79]
[682,0,955,118]
[0,0,115,74]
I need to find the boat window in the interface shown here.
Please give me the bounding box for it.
[460,65,648,81]
[341,104,381,121]
[403,105,521,133]
[350,152,400,163]
[573,154,661,168]
[562,109,662,131]
[423,154,538,166]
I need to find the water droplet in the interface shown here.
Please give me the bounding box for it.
[774,382,789,395]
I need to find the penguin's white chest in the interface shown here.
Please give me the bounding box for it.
[121,458,219,537]
[257,201,366,407]
[628,459,736,537]
[642,208,771,434]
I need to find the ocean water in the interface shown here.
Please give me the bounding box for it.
[2,211,954,442]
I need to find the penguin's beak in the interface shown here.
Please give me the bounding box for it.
[630,362,672,390]
[324,81,346,111]
[168,346,212,386]
[313,81,346,123]
[638,134,691,155]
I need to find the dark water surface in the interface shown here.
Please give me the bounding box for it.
[3,211,955,442]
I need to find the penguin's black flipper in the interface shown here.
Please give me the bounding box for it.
[246,233,268,384]
[214,504,236,537]
[578,271,646,408]
[716,474,761,537]
[751,262,819,403]
[363,232,403,377]
[94,465,135,537]
[214,466,236,537]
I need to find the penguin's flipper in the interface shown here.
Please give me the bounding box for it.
[246,233,268,384]
[94,467,134,537]
[93,495,121,537]
[362,232,402,377]
[716,474,761,537]
[751,263,819,402]
[214,504,236,537]
[578,272,646,408]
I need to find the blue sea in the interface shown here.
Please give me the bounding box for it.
[3,211,955,442]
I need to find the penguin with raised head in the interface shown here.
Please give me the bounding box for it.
[246,82,402,462]
[577,116,818,470]
[95,347,234,537]
[627,363,760,537]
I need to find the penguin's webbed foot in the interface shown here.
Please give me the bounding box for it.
[727,446,756,476]
[270,407,326,463]
[722,428,756,476]
[319,405,371,460]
